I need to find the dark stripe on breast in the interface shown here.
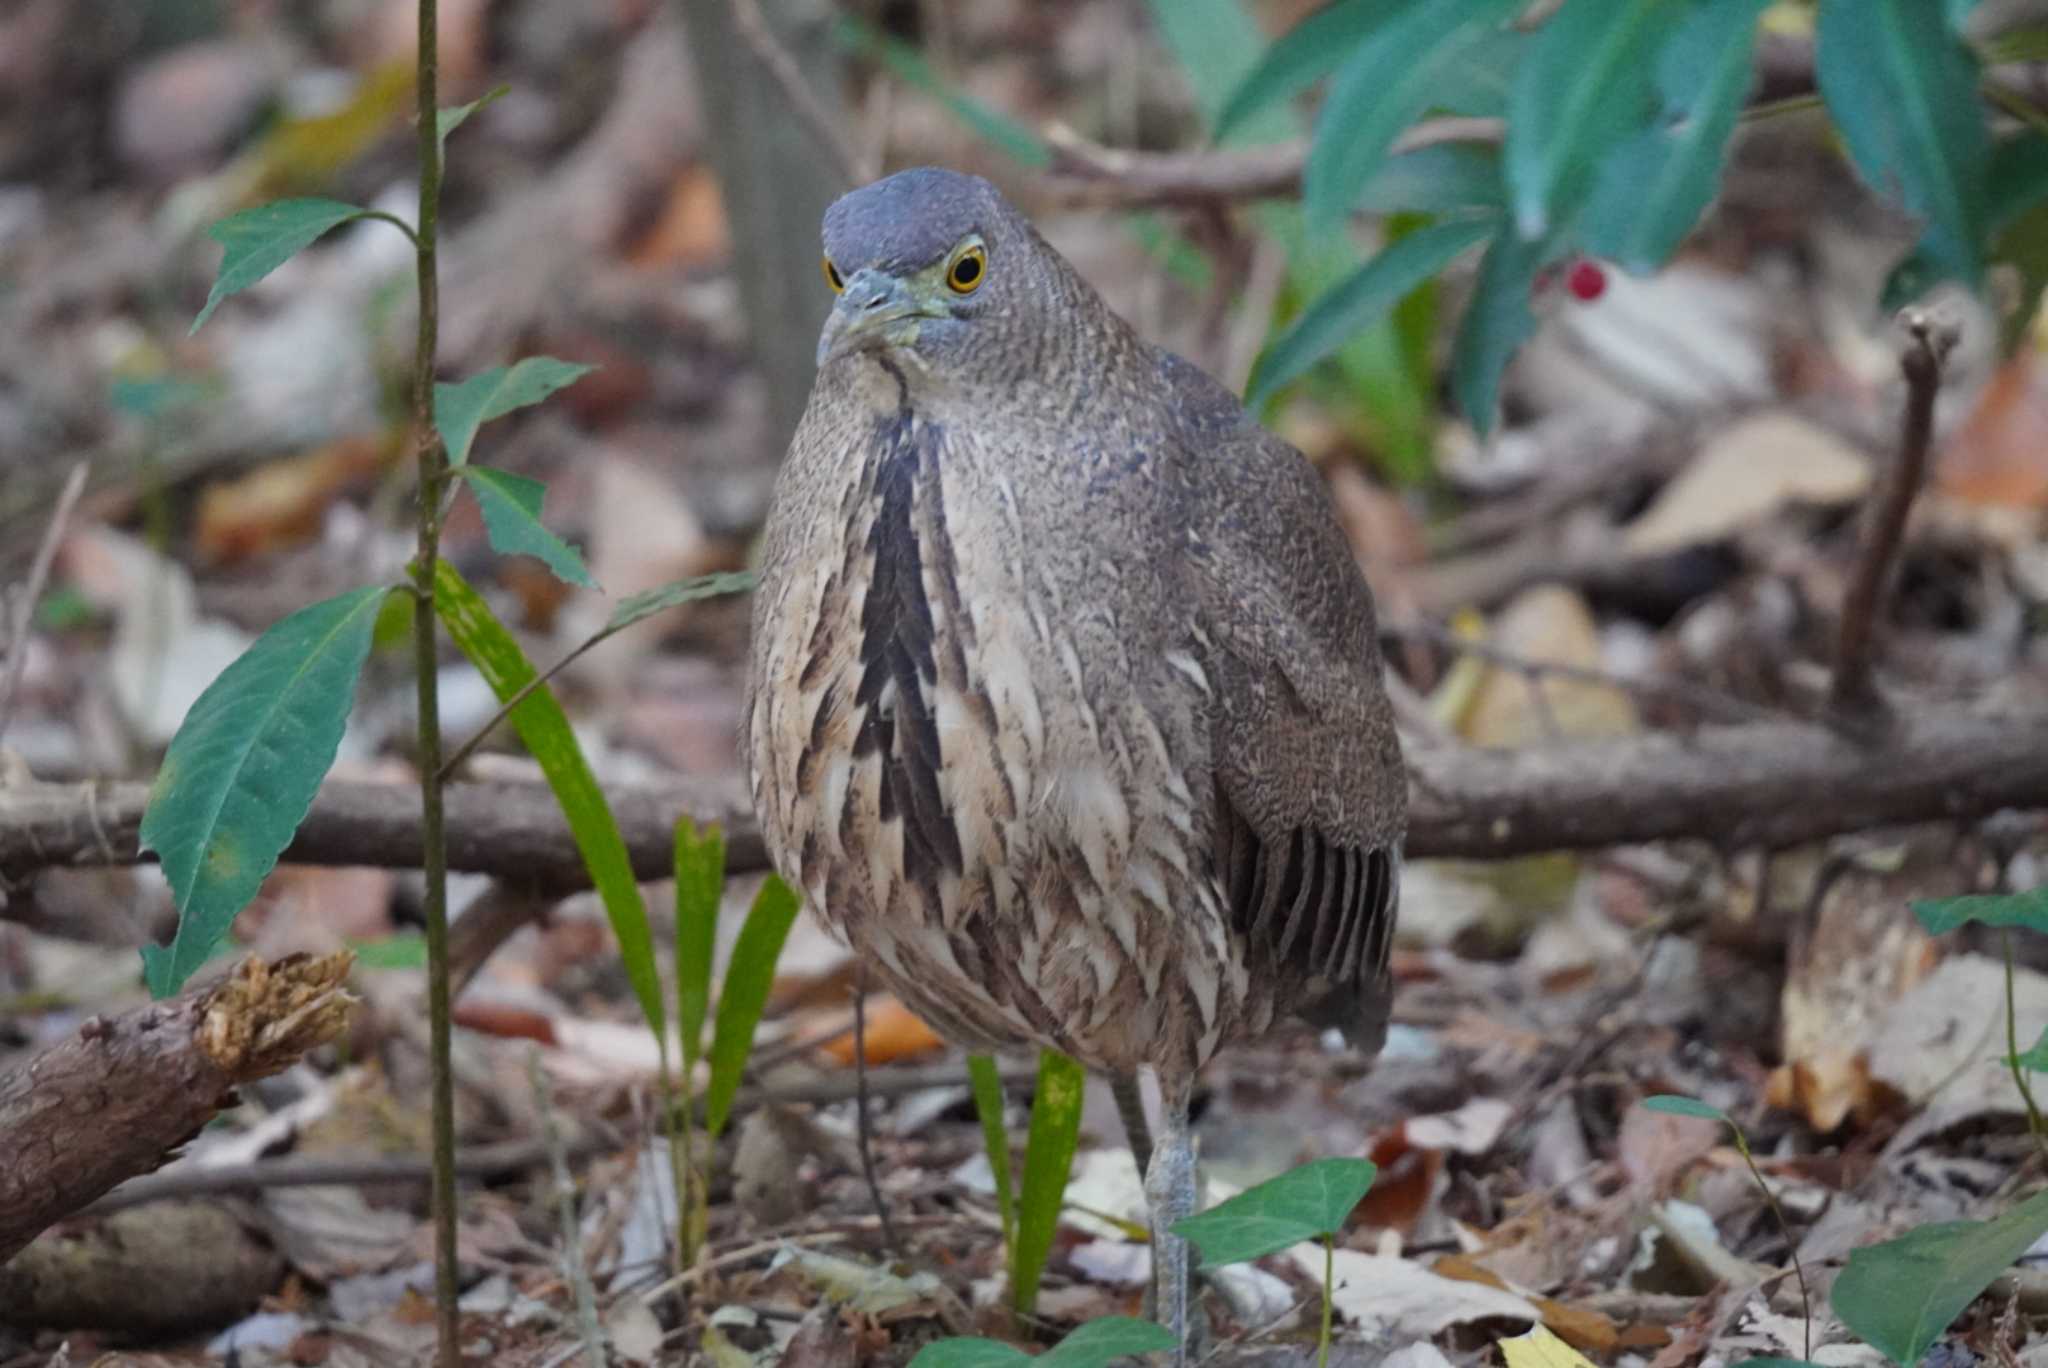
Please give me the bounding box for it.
[856,415,964,881]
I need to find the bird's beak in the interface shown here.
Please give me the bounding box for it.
[817,269,933,367]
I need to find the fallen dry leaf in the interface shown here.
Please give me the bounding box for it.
[1937,353,2048,508]
[1622,411,1872,556]
[196,434,389,564]
[820,997,945,1066]
[1291,1247,1538,1337]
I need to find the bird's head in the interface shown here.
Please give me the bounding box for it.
[815,167,1050,381]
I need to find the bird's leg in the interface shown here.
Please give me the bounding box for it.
[1143,1079,1199,1365]
[1112,1074,1154,1181]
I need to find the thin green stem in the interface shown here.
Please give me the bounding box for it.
[1729,1127,1812,1363]
[437,621,618,780]
[361,208,422,245]
[407,1,457,1363]
[1318,1233,1334,1368]
[2003,930,2048,1162]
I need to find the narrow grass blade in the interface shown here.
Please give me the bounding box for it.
[433,560,665,1039]
[1011,1050,1086,1315]
[674,817,726,1071]
[701,874,801,1137]
[139,584,389,996]
[966,1053,1017,1250]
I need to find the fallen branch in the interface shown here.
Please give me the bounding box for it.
[6,702,2047,891]
[0,952,355,1264]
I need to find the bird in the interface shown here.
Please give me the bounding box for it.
[744,166,1405,1357]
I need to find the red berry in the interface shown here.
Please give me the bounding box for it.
[1565,258,1607,302]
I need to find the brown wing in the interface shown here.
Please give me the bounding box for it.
[1164,354,1406,1049]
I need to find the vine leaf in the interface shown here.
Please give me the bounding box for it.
[191,199,367,333]
[458,466,596,589]
[433,358,595,468]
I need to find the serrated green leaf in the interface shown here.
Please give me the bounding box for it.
[702,874,801,1137]
[834,18,1049,168]
[1249,215,1496,407]
[433,358,595,468]
[1215,0,1389,141]
[1582,0,1769,274]
[139,584,389,996]
[674,817,726,1070]
[908,1319,1177,1368]
[1449,225,1556,434]
[1171,1157,1377,1267]
[1012,1050,1087,1314]
[1912,887,2048,936]
[436,85,507,151]
[1831,1186,2048,1365]
[967,1054,1017,1251]
[433,561,665,1037]
[191,199,367,333]
[1507,0,1671,241]
[458,466,596,589]
[1642,1094,1730,1123]
[1304,0,1522,234]
[605,571,758,635]
[1815,0,1991,287]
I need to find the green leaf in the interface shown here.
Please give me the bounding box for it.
[1147,0,1307,143]
[1987,135,2048,353]
[191,199,367,333]
[458,466,596,589]
[967,1054,1017,1251]
[1011,1050,1087,1314]
[1582,0,1770,274]
[433,358,596,469]
[702,874,801,1137]
[1913,887,2048,936]
[1815,0,1991,287]
[1831,1186,2048,1366]
[1506,0,1670,241]
[139,584,388,996]
[1304,0,1522,233]
[1356,144,1507,216]
[1449,224,1558,434]
[437,85,507,151]
[1171,1157,1377,1267]
[433,561,665,1038]
[1249,215,1496,407]
[908,1319,1177,1368]
[1215,0,1389,141]
[1946,0,1981,30]
[1431,27,1528,119]
[833,18,1050,168]
[2013,1025,2048,1073]
[348,932,429,970]
[1642,1094,1731,1123]
[674,817,726,1070]
[605,571,758,635]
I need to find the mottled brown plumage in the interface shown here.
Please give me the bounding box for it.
[743,167,1404,1354]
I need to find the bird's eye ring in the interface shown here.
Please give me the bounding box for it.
[945,244,987,294]
[822,256,845,293]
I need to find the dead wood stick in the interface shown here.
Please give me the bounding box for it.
[0,952,355,1264]
[1830,310,1957,719]
[5,700,2048,891]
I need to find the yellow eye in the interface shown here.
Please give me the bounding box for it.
[823,256,845,293]
[946,244,986,294]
